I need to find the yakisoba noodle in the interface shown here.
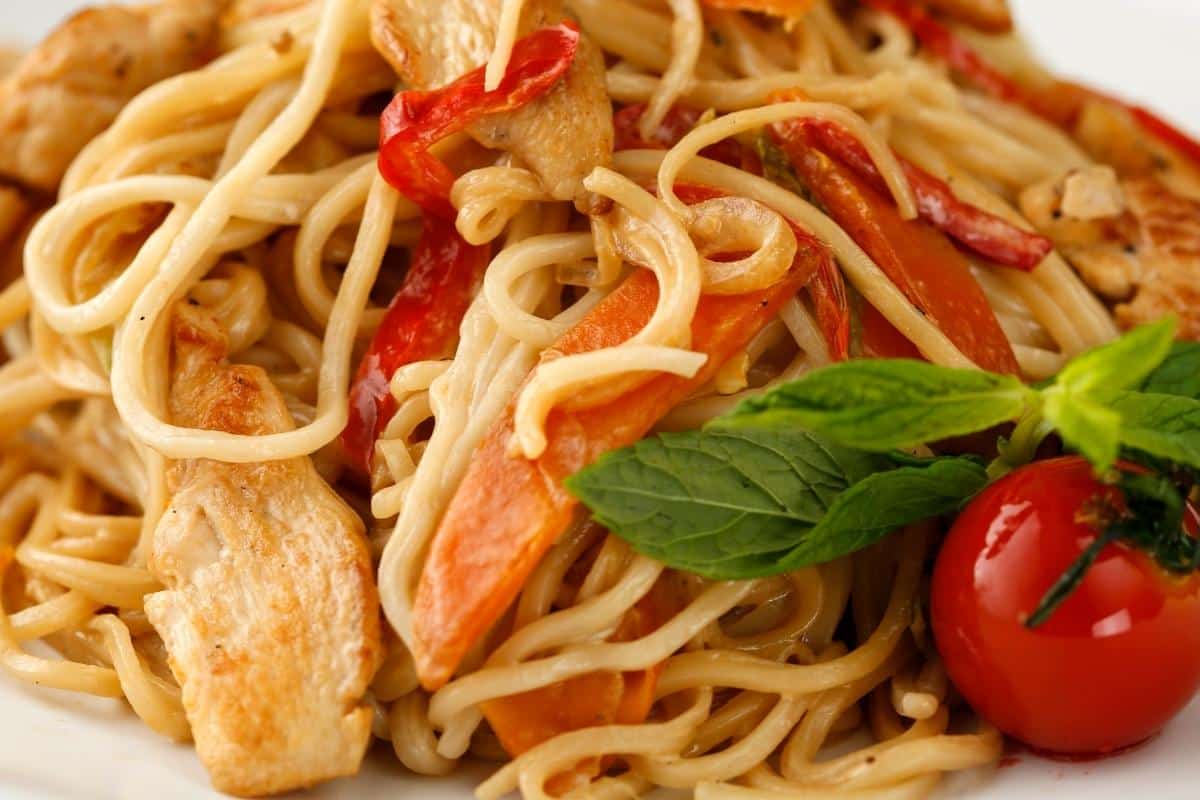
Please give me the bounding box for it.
[0,0,1143,797]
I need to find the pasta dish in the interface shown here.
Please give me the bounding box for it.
[2,0,1200,798]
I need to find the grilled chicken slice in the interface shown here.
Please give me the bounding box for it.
[0,0,220,193]
[1021,170,1200,339]
[144,305,382,797]
[369,0,613,201]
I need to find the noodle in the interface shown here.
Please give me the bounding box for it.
[2,0,1145,797]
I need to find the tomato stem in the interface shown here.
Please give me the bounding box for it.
[1025,525,1119,629]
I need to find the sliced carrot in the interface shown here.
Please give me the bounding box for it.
[771,127,1020,375]
[412,252,822,690]
[480,578,679,793]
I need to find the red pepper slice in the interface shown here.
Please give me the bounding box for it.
[861,0,1025,103]
[859,298,923,360]
[809,256,852,361]
[771,122,1020,375]
[613,102,758,172]
[378,22,581,219]
[863,0,1200,172]
[346,23,580,474]
[342,217,490,474]
[795,116,1053,270]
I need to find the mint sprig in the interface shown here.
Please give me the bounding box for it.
[564,428,983,578]
[718,360,1033,452]
[566,318,1197,584]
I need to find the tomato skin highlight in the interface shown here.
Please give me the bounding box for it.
[932,456,1200,755]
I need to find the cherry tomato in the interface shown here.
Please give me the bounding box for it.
[931,456,1200,755]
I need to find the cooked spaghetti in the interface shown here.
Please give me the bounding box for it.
[2,0,1198,798]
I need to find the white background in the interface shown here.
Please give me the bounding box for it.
[2,2,1199,799]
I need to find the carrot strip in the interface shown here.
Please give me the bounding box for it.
[412,253,822,689]
[771,124,1020,375]
[480,578,678,792]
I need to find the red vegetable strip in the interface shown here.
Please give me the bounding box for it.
[859,298,923,360]
[772,121,1020,374]
[861,0,1025,103]
[346,24,579,473]
[378,22,581,218]
[614,103,751,171]
[809,255,852,361]
[863,0,1200,172]
[1127,106,1200,170]
[796,116,1053,270]
[342,218,490,474]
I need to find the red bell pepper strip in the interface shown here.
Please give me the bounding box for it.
[411,245,823,690]
[377,22,581,219]
[771,122,1020,375]
[613,102,760,173]
[809,257,852,361]
[861,0,1024,103]
[862,0,1200,172]
[858,297,924,360]
[793,115,1053,270]
[342,218,490,474]
[1126,106,1200,169]
[343,24,580,474]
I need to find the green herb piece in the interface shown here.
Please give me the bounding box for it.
[1142,341,1200,399]
[1055,316,1177,395]
[1109,391,1200,471]
[1042,392,1121,472]
[778,456,988,569]
[565,428,981,579]
[715,360,1032,452]
[756,133,812,202]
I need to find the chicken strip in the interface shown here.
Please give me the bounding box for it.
[1021,170,1200,339]
[0,0,220,193]
[370,0,613,201]
[144,305,382,797]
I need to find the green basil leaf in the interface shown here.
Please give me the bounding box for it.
[1109,391,1200,471]
[565,428,887,578]
[565,427,980,579]
[1142,341,1200,399]
[778,457,988,569]
[714,360,1031,451]
[1055,318,1177,395]
[1044,391,1121,471]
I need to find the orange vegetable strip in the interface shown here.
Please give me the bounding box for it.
[480,579,678,792]
[412,252,821,689]
[771,124,1020,375]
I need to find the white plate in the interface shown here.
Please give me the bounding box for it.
[2,2,1199,798]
